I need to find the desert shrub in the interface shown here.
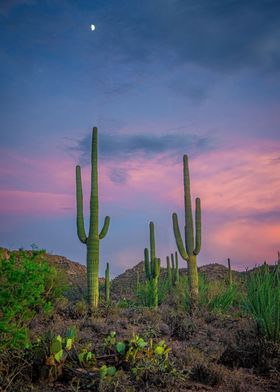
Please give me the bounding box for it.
[244,263,280,343]
[135,277,169,307]
[164,309,196,340]
[73,299,88,317]
[0,250,67,349]
[190,363,224,386]
[199,275,238,313]
[116,298,137,309]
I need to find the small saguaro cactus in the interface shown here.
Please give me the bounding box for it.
[227,258,233,287]
[105,262,110,304]
[166,256,172,286]
[170,252,179,286]
[172,154,201,307]
[175,251,180,285]
[144,222,161,308]
[278,251,280,265]
[76,127,110,309]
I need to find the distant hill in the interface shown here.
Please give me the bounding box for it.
[110,261,243,299]
[1,247,278,302]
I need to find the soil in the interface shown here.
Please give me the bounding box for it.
[0,249,279,392]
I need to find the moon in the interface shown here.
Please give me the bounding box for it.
[90,24,96,31]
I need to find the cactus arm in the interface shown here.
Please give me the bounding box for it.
[194,197,201,255]
[175,251,180,284]
[144,248,151,279]
[76,165,87,244]
[183,155,195,255]
[99,216,110,239]
[172,213,189,261]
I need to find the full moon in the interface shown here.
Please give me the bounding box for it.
[90,24,96,31]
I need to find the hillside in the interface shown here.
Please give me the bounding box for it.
[0,247,242,301]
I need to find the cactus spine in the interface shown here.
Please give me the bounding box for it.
[105,262,110,304]
[76,127,110,309]
[172,154,201,307]
[144,222,160,308]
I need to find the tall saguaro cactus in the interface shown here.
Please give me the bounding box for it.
[144,222,160,308]
[76,127,110,309]
[172,154,201,307]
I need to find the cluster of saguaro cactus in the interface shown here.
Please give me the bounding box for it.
[172,155,201,308]
[166,252,180,287]
[76,127,110,310]
[105,262,110,304]
[75,127,203,312]
[144,222,161,308]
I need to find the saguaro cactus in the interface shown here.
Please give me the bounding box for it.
[172,154,201,307]
[144,222,160,308]
[76,127,110,309]
[166,256,172,286]
[105,262,110,304]
[170,252,179,286]
[175,251,180,285]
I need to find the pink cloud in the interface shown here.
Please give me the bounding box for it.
[1,140,279,269]
[204,218,280,269]
[0,189,74,215]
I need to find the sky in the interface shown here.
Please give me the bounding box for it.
[0,0,280,275]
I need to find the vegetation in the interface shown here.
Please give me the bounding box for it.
[227,258,233,287]
[0,250,66,350]
[1,128,279,391]
[245,264,280,343]
[144,222,161,308]
[105,262,110,305]
[136,276,169,307]
[172,154,201,309]
[198,275,239,314]
[76,126,110,309]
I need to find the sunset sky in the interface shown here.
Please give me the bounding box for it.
[1,0,280,275]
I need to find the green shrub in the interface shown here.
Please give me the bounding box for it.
[198,275,238,313]
[0,250,67,349]
[136,278,169,307]
[73,299,88,317]
[245,264,280,342]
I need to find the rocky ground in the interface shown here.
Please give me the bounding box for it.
[0,249,279,391]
